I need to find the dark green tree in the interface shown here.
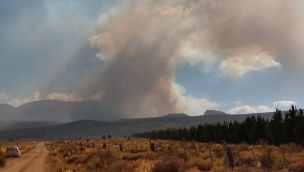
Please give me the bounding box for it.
[132,106,304,145]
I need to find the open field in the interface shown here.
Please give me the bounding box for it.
[0,140,39,171]
[0,140,37,154]
[45,139,304,172]
[1,139,304,172]
[1,142,48,172]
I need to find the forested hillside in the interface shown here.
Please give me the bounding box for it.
[133,106,304,145]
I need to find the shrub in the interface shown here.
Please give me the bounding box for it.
[260,148,274,170]
[239,151,256,167]
[152,156,185,172]
[288,162,304,172]
[97,150,117,165]
[66,156,78,164]
[177,149,188,162]
[106,160,136,172]
[185,167,201,172]
[238,144,251,152]
[212,144,224,158]
[82,150,118,171]
[188,158,212,171]
[135,160,154,172]
[271,151,285,170]
[122,152,158,161]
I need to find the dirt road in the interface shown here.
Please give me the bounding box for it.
[1,142,49,172]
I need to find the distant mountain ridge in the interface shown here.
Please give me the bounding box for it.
[0,100,103,122]
[0,100,281,140]
[0,100,276,122]
[204,110,228,116]
[0,110,275,140]
[162,113,189,118]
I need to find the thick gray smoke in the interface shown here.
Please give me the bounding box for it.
[77,0,304,119]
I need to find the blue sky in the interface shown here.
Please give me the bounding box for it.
[0,0,111,97]
[0,0,303,116]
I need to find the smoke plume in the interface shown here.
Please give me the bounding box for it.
[78,0,304,119]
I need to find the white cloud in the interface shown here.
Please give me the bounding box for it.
[273,100,297,110]
[9,92,41,107]
[184,97,219,115]
[8,92,86,107]
[46,93,83,102]
[228,100,298,114]
[228,105,274,114]
[220,50,281,78]
[173,83,219,115]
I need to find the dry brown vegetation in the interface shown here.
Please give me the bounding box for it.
[45,138,304,172]
[0,140,37,168]
[0,140,37,154]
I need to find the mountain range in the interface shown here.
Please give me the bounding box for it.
[0,100,104,122]
[0,100,275,140]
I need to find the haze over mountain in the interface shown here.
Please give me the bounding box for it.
[0,100,105,122]
[0,103,275,140]
[1,97,300,141]
[1,99,279,122]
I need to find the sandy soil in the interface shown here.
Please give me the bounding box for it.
[1,142,49,172]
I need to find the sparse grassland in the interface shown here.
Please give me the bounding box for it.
[45,138,304,172]
[0,140,37,155]
[0,138,303,171]
[0,140,37,168]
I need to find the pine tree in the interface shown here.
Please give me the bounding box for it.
[132,106,304,145]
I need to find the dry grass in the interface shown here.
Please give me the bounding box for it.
[1,138,303,171]
[188,157,212,171]
[239,151,256,167]
[152,156,185,172]
[0,140,37,155]
[0,140,37,168]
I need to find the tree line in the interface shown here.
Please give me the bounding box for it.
[132,106,304,145]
